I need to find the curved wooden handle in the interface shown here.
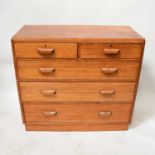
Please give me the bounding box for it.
[104,49,120,55]
[98,111,112,117]
[100,90,115,95]
[38,48,55,55]
[41,90,56,96]
[43,111,57,116]
[39,68,55,74]
[102,68,118,74]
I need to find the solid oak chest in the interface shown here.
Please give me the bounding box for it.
[12,25,145,131]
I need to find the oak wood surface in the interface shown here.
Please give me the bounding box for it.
[129,42,145,122]
[12,25,145,43]
[24,102,131,112]
[14,43,77,58]
[25,123,129,131]
[11,25,145,131]
[24,103,131,123]
[20,82,135,102]
[11,40,26,123]
[17,59,139,82]
[79,43,142,59]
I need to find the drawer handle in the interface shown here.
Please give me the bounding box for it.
[100,90,115,95]
[104,49,120,55]
[43,111,57,116]
[98,111,112,117]
[102,68,118,74]
[38,48,55,55]
[41,90,56,96]
[39,68,55,74]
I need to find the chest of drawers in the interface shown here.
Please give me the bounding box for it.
[11,25,145,131]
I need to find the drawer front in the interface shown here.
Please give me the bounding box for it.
[14,43,77,58]
[17,59,139,81]
[79,43,142,59]
[24,103,132,123]
[20,82,135,102]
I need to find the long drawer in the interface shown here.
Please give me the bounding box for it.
[14,43,77,58]
[79,43,142,59]
[17,59,139,81]
[24,103,132,123]
[20,82,135,102]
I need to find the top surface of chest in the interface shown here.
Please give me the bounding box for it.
[12,25,144,43]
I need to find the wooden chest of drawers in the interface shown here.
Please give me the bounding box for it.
[11,25,145,131]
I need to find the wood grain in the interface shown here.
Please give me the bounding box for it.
[11,40,26,123]
[24,103,131,124]
[20,82,135,102]
[129,42,145,123]
[25,110,130,123]
[12,25,145,43]
[25,123,129,131]
[17,59,139,82]
[79,43,142,59]
[11,25,145,131]
[14,43,77,58]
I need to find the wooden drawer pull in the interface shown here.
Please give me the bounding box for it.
[104,49,120,55]
[102,68,118,74]
[41,90,56,96]
[39,68,55,74]
[37,48,55,55]
[98,111,112,117]
[100,90,115,95]
[43,111,57,116]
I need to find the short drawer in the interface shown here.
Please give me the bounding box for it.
[79,43,142,59]
[24,103,132,123]
[20,82,135,102]
[14,43,77,58]
[17,59,139,81]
